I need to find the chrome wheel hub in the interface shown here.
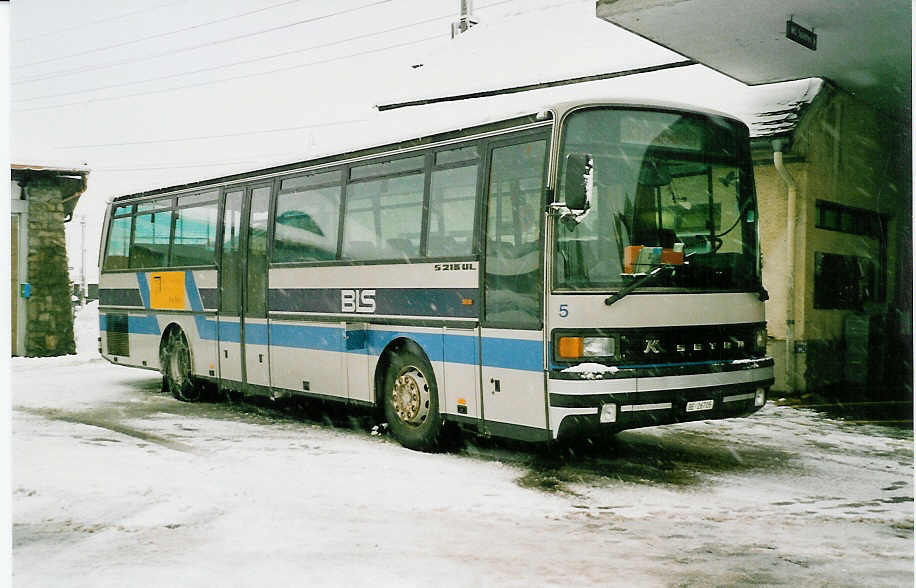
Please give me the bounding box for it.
[391,367,430,426]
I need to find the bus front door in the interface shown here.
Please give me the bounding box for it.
[478,137,550,442]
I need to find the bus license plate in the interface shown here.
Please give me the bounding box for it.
[686,399,714,412]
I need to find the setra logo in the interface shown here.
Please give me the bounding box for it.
[341,289,376,313]
[643,338,663,354]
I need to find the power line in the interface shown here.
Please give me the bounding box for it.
[57,118,367,149]
[13,0,311,69]
[12,0,573,114]
[13,0,394,82]
[14,12,454,103]
[12,0,189,44]
[13,0,519,86]
[13,33,443,113]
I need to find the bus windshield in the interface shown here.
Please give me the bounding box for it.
[555,107,760,291]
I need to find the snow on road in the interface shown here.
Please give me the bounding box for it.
[11,304,914,587]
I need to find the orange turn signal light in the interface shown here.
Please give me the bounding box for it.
[557,336,584,359]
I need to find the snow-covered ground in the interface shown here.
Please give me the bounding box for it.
[11,303,913,587]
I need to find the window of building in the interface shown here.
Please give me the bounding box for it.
[814,252,878,310]
[816,200,883,236]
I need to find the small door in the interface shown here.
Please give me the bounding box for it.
[479,137,549,437]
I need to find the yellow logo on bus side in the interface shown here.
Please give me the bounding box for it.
[148,271,186,310]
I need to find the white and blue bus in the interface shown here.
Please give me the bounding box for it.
[98,98,773,450]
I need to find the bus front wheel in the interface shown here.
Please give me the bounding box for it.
[383,350,442,451]
[161,330,201,402]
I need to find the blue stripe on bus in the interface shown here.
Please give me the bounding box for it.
[136,272,151,308]
[269,323,344,350]
[104,271,541,371]
[184,272,219,340]
[481,336,543,371]
[218,320,240,343]
[368,330,446,361]
[185,271,204,312]
[97,273,162,337]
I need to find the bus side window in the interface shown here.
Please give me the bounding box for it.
[129,211,172,269]
[342,167,424,261]
[104,215,133,270]
[426,159,478,258]
[273,171,342,263]
[171,200,219,267]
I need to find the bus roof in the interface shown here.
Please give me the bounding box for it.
[111,96,748,203]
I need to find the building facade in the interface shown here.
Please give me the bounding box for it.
[753,85,910,396]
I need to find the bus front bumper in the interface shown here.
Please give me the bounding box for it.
[547,359,774,440]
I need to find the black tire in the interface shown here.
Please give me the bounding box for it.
[161,330,201,402]
[383,350,442,451]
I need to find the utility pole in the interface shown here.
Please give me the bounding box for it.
[80,215,87,309]
[451,0,477,38]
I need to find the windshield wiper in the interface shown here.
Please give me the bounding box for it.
[604,264,676,307]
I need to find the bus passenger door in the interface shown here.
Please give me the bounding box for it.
[217,185,272,393]
[479,137,550,441]
[218,190,244,387]
[241,184,273,391]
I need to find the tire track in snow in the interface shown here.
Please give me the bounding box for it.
[16,406,204,455]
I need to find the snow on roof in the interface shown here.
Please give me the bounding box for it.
[219,72,822,187]
[121,4,823,193]
[11,162,91,175]
[370,2,823,139]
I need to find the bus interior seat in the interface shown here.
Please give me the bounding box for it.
[129,245,168,268]
[427,235,459,256]
[345,240,377,260]
[385,238,416,258]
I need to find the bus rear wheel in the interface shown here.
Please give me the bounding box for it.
[161,330,201,402]
[383,350,442,451]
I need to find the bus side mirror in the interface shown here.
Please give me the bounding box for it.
[563,153,594,212]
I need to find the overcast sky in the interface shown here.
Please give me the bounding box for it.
[5,0,681,282]
[8,0,810,283]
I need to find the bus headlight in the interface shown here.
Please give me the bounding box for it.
[753,327,768,356]
[557,336,616,360]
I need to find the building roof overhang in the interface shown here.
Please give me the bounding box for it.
[11,164,91,221]
[596,0,911,123]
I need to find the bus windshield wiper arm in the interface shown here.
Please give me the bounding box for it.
[604,264,676,307]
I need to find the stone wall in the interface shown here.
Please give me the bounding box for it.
[24,176,76,356]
